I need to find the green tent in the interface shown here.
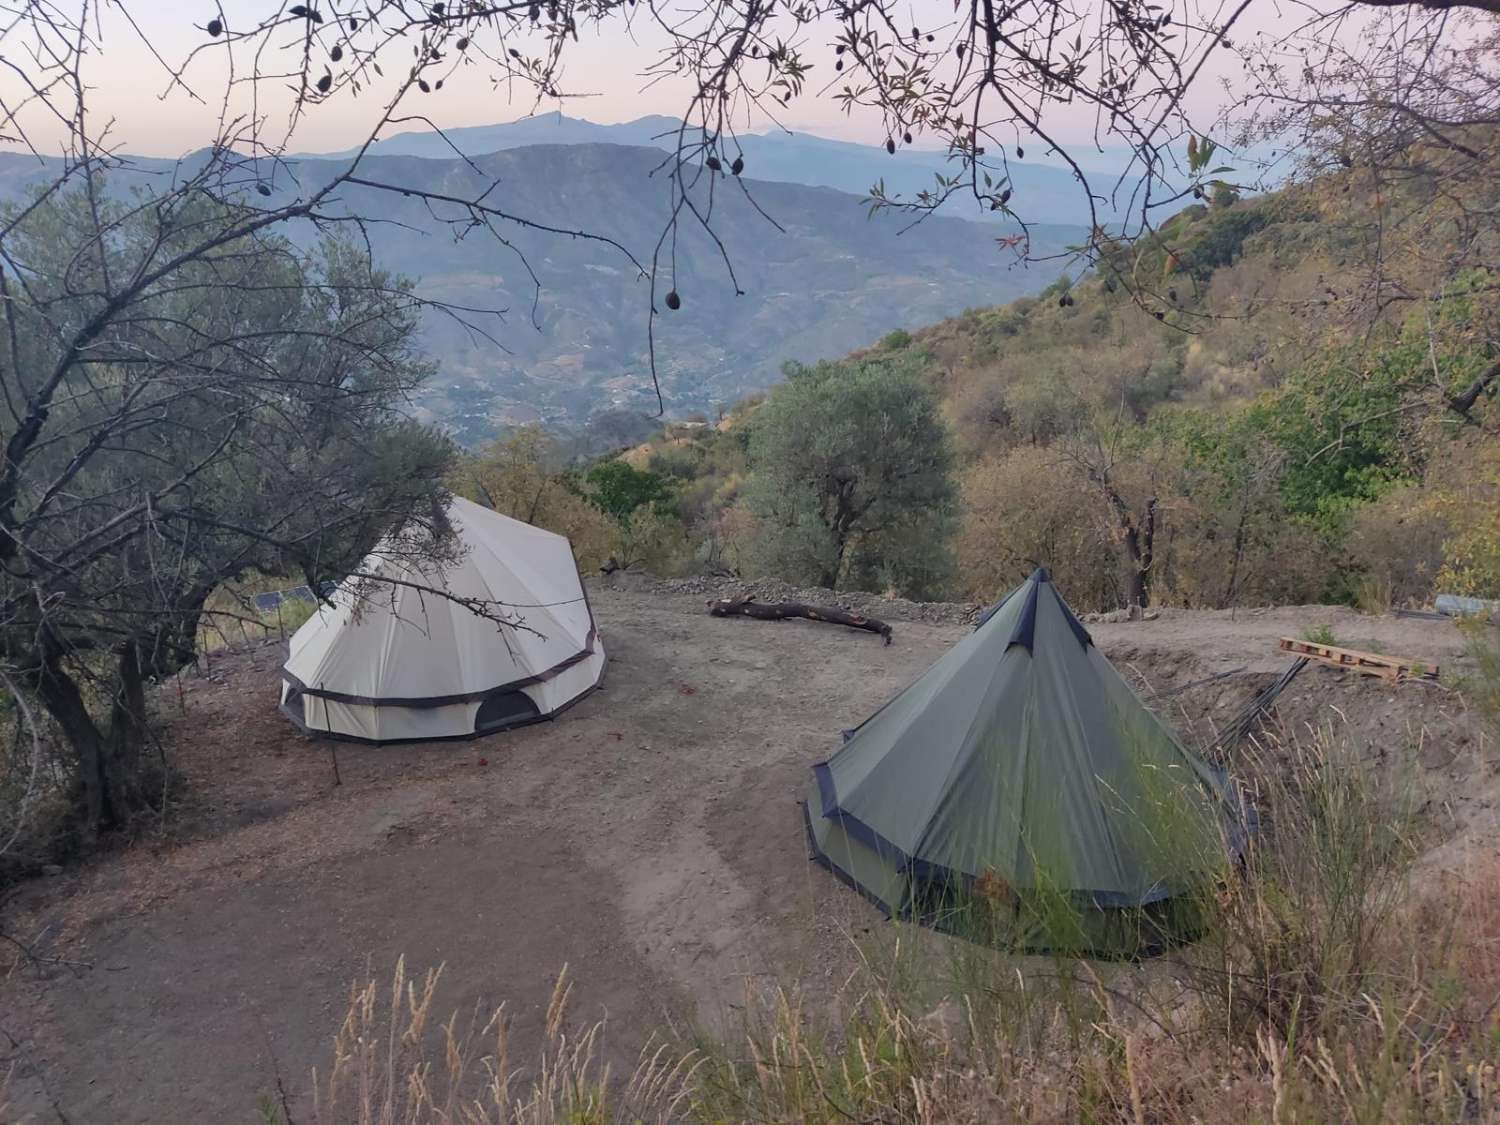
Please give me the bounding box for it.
[805,569,1247,956]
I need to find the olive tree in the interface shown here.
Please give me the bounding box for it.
[744,355,956,596]
[0,185,457,841]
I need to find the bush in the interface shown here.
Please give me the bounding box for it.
[1192,727,1422,1043]
[581,460,674,524]
[646,442,707,482]
[1434,441,1500,598]
[1300,622,1338,646]
[1345,483,1450,607]
[453,431,620,571]
[614,502,696,574]
[744,355,956,596]
[956,448,1117,607]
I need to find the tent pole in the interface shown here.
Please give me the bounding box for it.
[321,681,341,786]
[330,741,342,787]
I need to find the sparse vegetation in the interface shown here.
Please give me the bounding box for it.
[281,961,691,1125]
[292,724,1499,1123]
[481,139,1499,615]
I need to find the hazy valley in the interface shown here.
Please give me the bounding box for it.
[0,135,1082,441]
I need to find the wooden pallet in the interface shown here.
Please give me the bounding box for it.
[1278,637,1439,683]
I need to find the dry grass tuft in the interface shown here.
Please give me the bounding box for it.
[307,959,698,1125]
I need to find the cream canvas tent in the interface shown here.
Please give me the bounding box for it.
[279,497,604,743]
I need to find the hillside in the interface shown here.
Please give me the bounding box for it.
[6,126,1499,1125]
[0,144,1078,441]
[574,167,1500,611]
[301,111,1110,226]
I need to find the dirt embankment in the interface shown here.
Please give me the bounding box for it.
[1,579,1495,1122]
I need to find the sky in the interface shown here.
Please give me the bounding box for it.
[0,0,1330,165]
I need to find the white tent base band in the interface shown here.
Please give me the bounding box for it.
[279,648,606,744]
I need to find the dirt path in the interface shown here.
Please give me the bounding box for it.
[1,587,960,1122]
[1,584,1494,1122]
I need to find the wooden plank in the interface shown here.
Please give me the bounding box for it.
[1278,637,1439,682]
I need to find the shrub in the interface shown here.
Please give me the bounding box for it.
[646,442,707,482]
[1434,441,1500,598]
[1301,622,1338,646]
[581,460,674,525]
[1344,483,1450,607]
[453,431,620,571]
[744,355,956,596]
[956,448,1117,607]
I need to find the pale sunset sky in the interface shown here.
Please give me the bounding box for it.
[5,0,1335,162]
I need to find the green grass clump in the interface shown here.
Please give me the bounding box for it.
[1300,622,1338,646]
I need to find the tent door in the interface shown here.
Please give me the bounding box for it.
[475,690,541,732]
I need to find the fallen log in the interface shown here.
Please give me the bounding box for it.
[707,594,893,644]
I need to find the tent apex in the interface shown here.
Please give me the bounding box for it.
[1005,569,1091,653]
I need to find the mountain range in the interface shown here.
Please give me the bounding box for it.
[0,136,1082,440]
[304,111,1114,228]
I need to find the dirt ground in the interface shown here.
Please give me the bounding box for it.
[2,580,1496,1123]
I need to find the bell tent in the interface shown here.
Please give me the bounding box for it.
[280,496,604,743]
[805,569,1244,956]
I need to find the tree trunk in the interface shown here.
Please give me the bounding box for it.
[824,476,858,589]
[1125,560,1148,611]
[33,642,152,839]
[107,641,148,802]
[34,658,113,835]
[1102,478,1157,610]
[1223,499,1251,608]
[145,583,213,679]
[1138,496,1157,608]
